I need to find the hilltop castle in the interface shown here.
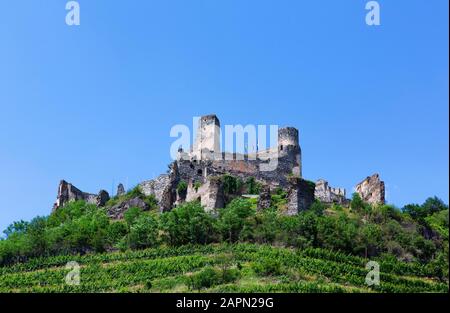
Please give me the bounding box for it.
[53,114,385,217]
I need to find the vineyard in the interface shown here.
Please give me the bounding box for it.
[0,243,447,293]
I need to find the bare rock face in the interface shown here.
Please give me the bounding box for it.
[355,174,385,205]
[315,179,346,204]
[96,190,110,207]
[286,177,315,215]
[116,183,125,197]
[107,197,150,220]
[257,185,271,211]
[53,180,97,211]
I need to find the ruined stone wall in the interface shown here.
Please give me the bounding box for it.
[286,178,315,215]
[355,173,385,205]
[315,179,346,204]
[53,180,109,211]
[139,163,178,212]
[184,177,224,213]
[51,114,386,219]
[176,148,300,190]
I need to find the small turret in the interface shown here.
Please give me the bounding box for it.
[278,127,302,177]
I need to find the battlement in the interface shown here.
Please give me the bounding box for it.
[199,114,221,127]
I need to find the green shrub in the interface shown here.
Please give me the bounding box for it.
[107,221,127,245]
[177,180,188,193]
[271,189,287,211]
[245,177,261,195]
[105,186,145,207]
[252,258,284,276]
[253,209,278,244]
[193,181,202,192]
[125,214,159,249]
[218,198,255,242]
[143,195,158,210]
[187,266,221,290]
[160,201,216,246]
[309,200,326,216]
[124,207,144,228]
[350,193,370,213]
[222,174,242,195]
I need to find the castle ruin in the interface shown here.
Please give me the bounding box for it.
[53,114,385,217]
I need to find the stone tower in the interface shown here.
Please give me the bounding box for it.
[192,114,221,160]
[278,127,302,177]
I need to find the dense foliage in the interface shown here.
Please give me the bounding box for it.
[0,191,448,291]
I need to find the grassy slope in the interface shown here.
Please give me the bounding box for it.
[0,243,447,293]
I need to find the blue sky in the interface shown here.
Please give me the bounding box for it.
[0,0,448,233]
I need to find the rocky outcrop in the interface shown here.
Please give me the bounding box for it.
[355,174,385,205]
[315,179,346,204]
[286,178,315,215]
[116,183,125,197]
[96,190,110,207]
[107,197,150,220]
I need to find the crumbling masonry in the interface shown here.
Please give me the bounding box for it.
[53,114,385,217]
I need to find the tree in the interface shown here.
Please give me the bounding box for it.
[218,198,255,242]
[317,213,359,253]
[126,214,159,249]
[26,216,49,256]
[350,193,371,214]
[309,200,326,216]
[253,209,278,244]
[160,201,216,246]
[124,207,144,229]
[403,197,448,221]
[426,250,449,282]
[107,221,128,246]
[297,211,318,247]
[3,220,29,238]
[422,197,448,215]
[402,204,425,220]
[425,209,449,240]
[60,209,110,253]
[358,223,382,258]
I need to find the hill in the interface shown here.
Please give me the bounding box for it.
[0,189,448,293]
[0,243,447,293]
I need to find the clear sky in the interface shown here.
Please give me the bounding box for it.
[0,0,448,233]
